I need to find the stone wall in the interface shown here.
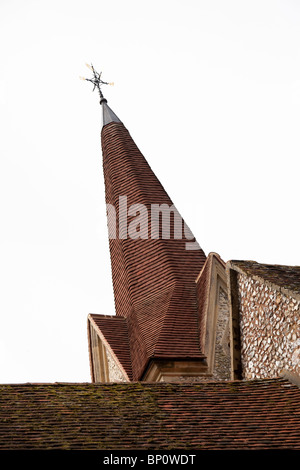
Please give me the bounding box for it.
[238,273,300,379]
[105,346,128,382]
[177,286,231,382]
[212,287,231,381]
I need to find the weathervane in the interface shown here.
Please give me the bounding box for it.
[80,63,114,102]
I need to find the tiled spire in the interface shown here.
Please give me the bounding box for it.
[98,94,207,380]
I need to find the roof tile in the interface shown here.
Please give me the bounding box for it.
[95,121,207,379]
[229,260,300,296]
[0,378,299,449]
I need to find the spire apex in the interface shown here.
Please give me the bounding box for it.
[81,63,121,126]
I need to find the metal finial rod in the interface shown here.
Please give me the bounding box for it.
[80,63,114,103]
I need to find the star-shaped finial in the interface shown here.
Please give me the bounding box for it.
[80,63,114,100]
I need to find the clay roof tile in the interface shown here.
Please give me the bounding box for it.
[0,378,299,450]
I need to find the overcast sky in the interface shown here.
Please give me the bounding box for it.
[0,0,299,383]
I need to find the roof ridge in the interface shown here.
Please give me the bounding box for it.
[228,259,300,301]
[0,376,290,387]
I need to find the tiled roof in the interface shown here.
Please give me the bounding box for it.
[228,260,300,297]
[97,120,207,379]
[0,378,299,450]
[89,314,133,381]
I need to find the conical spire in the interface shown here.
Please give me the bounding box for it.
[100,110,207,380]
[84,66,209,381]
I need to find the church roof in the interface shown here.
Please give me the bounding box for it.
[228,260,300,299]
[0,377,299,450]
[88,314,133,381]
[94,101,207,379]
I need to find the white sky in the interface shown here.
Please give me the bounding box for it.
[0,0,299,383]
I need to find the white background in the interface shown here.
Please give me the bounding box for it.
[0,0,299,383]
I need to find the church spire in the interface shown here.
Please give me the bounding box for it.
[84,66,216,383]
